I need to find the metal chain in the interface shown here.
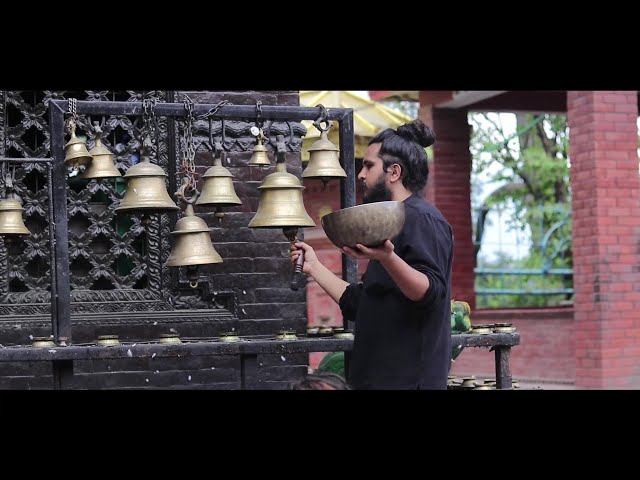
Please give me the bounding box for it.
[180,95,198,196]
[66,97,78,135]
[68,98,77,119]
[313,103,331,133]
[196,100,230,120]
[142,96,157,139]
[256,100,263,128]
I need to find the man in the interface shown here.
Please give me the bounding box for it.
[291,119,454,389]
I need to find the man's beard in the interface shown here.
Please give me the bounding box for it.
[363,175,392,204]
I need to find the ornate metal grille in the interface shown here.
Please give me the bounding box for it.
[0,90,178,315]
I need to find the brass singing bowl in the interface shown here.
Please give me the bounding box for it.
[321,201,405,249]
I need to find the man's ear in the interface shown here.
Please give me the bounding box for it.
[389,163,402,182]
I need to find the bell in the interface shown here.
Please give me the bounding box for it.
[166,204,222,267]
[115,148,179,215]
[64,119,93,169]
[248,135,271,168]
[196,154,242,207]
[248,162,315,228]
[303,130,346,182]
[0,197,30,236]
[82,134,121,179]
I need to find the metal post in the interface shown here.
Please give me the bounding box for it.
[495,346,513,389]
[48,102,72,343]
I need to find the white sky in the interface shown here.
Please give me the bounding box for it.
[471,113,531,263]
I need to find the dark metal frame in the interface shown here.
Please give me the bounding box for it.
[46,100,358,344]
[0,100,358,389]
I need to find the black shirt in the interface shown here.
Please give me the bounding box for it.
[338,194,454,389]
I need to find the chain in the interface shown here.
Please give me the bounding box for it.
[68,98,77,119]
[142,96,157,140]
[196,100,230,120]
[313,103,331,133]
[255,100,263,128]
[65,97,78,135]
[180,95,198,196]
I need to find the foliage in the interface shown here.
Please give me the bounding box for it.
[471,113,573,307]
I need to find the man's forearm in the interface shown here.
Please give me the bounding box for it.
[309,262,350,304]
[380,252,429,302]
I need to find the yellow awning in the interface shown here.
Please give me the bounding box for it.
[299,91,414,159]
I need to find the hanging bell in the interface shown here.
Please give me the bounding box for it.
[167,204,222,267]
[248,134,271,168]
[248,162,315,228]
[64,118,93,169]
[303,129,346,183]
[115,145,179,215]
[195,152,241,222]
[0,197,30,236]
[82,133,121,179]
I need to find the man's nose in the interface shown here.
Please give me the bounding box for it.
[357,168,365,181]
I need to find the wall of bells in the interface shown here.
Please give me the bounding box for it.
[0,98,348,293]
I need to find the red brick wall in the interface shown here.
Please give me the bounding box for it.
[450,308,575,382]
[420,105,475,308]
[567,90,640,389]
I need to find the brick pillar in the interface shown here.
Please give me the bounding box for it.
[420,103,475,308]
[567,90,640,389]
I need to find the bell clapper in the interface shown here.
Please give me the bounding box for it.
[186,264,199,288]
[284,227,307,292]
[283,227,304,274]
[214,206,225,224]
[141,213,153,226]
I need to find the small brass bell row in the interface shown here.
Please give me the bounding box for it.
[82,127,121,179]
[63,118,93,169]
[248,160,315,228]
[248,129,271,168]
[0,196,30,236]
[303,123,346,184]
[64,120,121,179]
[166,204,222,268]
[115,137,179,215]
[196,150,242,223]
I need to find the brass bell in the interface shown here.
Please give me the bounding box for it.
[0,196,30,236]
[248,161,315,228]
[167,204,222,267]
[196,151,241,222]
[115,141,179,215]
[303,129,346,183]
[64,118,93,169]
[248,132,271,168]
[82,127,121,179]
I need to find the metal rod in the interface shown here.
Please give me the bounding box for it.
[49,102,72,343]
[338,110,357,285]
[46,162,57,339]
[51,100,353,122]
[338,109,357,377]
[495,346,513,390]
[0,157,53,164]
[475,268,573,275]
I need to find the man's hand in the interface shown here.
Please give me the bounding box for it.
[290,241,319,275]
[342,239,395,262]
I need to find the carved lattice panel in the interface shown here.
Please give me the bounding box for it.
[0,90,175,315]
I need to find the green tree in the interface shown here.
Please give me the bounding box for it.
[470,113,573,307]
